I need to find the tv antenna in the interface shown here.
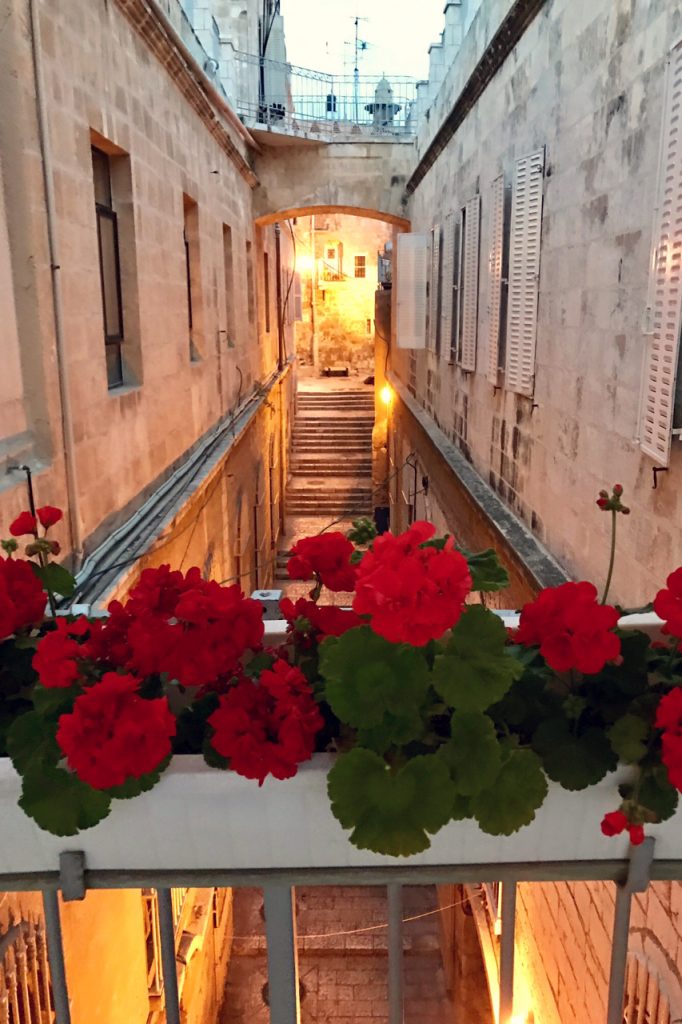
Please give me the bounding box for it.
[352,15,369,122]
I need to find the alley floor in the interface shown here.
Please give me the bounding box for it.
[219,885,492,1024]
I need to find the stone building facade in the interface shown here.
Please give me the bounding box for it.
[390,0,682,1021]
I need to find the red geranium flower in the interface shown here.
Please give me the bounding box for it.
[515,581,620,674]
[36,506,63,530]
[9,511,37,537]
[56,672,175,789]
[600,810,644,845]
[0,557,46,639]
[208,666,322,785]
[352,521,472,646]
[287,533,357,592]
[280,597,362,638]
[654,568,682,638]
[33,618,91,688]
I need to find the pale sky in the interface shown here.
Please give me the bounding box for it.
[280,0,446,81]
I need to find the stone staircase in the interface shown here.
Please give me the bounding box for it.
[274,387,375,591]
[285,389,374,516]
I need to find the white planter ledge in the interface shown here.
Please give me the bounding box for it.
[0,754,681,884]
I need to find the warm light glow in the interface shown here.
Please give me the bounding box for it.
[380,385,394,406]
[296,253,315,275]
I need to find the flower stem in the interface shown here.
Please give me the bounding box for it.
[601,509,617,605]
[38,551,58,618]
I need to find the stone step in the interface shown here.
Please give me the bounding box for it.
[291,467,372,477]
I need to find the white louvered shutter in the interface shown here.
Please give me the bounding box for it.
[396,233,429,349]
[441,213,455,357]
[506,148,545,395]
[487,175,506,384]
[640,40,682,466]
[429,226,441,350]
[293,272,303,321]
[459,194,481,372]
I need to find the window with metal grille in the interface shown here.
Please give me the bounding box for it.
[355,255,367,279]
[0,918,53,1023]
[639,38,682,466]
[222,224,235,346]
[505,148,545,395]
[92,146,124,389]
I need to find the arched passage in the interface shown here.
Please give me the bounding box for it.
[254,204,409,231]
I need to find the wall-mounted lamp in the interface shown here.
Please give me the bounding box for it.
[380,384,394,407]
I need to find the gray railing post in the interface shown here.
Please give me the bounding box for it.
[606,837,655,1024]
[41,891,71,1024]
[264,886,301,1024]
[387,884,404,1024]
[157,888,182,1024]
[499,880,517,1023]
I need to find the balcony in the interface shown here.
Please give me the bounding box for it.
[0,615,679,1024]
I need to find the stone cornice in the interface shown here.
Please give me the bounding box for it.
[114,0,258,187]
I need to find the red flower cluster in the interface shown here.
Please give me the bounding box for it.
[280,597,362,639]
[287,533,357,592]
[9,506,62,537]
[656,687,682,791]
[208,659,322,785]
[105,566,264,688]
[515,581,621,674]
[0,557,46,640]
[654,568,682,639]
[33,617,91,688]
[56,672,176,789]
[352,521,472,646]
[600,810,644,846]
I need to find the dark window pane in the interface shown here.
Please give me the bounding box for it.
[106,342,123,388]
[91,147,112,208]
[97,209,123,339]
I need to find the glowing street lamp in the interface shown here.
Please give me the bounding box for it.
[380,384,394,407]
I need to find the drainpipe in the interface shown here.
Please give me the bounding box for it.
[28,0,84,567]
[274,223,284,370]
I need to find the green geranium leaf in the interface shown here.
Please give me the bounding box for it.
[607,715,649,764]
[471,749,548,835]
[450,793,473,821]
[31,562,76,598]
[533,719,617,790]
[320,627,430,740]
[19,767,111,836]
[32,684,80,719]
[6,711,60,775]
[357,709,426,754]
[458,548,511,593]
[106,757,171,799]
[638,767,678,822]
[347,518,377,545]
[327,748,457,856]
[437,712,502,795]
[432,606,523,712]
[0,639,37,697]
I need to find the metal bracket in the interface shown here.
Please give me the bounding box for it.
[621,836,655,894]
[652,466,669,489]
[59,851,86,902]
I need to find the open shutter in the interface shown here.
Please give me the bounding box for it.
[506,148,545,395]
[396,233,429,349]
[640,40,682,465]
[459,194,481,372]
[429,226,441,350]
[293,272,303,321]
[441,213,455,358]
[487,175,506,384]
[450,217,462,362]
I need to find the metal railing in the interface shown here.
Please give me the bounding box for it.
[0,919,53,1024]
[233,52,418,137]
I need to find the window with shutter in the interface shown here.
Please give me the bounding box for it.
[450,217,462,363]
[293,272,303,321]
[459,194,481,372]
[441,212,456,359]
[396,233,429,349]
[639,39,682,466]
[487,175,511,385]
[505,148,545,395]
[429,226,442,352]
